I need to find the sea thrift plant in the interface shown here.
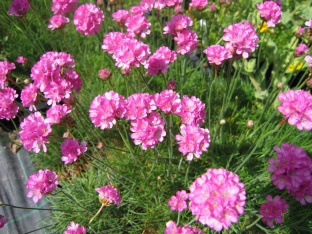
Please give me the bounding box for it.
[174,29,198,55]
[60,138,87,164]
[112,9,130,27]
[46,104,72,124]
[259,195,289,227]
[95,185,122,206]
[277,90,312,131]
[51,0,78,15]
[168,190,188,212]
[125,15,151,38]
[188,168,246,231]
[16,56,28,65]
[189,0,208,11]
[64,221,86,234]
[203,45,232,65]
[48,15,70,30]
[8,0,30,17]
[98,68,111,80]
[257,1,282,27]
[26,169,58,203]
[163,14,193,36]
[0,60,15,88]
[294,43,309,57]
[73,3,104,36]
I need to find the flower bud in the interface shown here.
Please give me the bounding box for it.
[98,68,111,81]
[246,120,254,128]
[219,119,226,125]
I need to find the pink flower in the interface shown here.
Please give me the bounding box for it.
[51,0,78,15]
[154,89,181,114]
[140,0,155,11]
[0,215,8,229]
[112,9,130,27]
[167,80,176,90]
[16,56,28,65]
[188,168,246,231]
[203,45,232,65]
[178,95,206,126]
[296,26,306,38]
[21,83,38,111]
[89,91,126,129]
[19,112,52,153]
[129,5,145,16]
[189,0,208,11]
[48,15,70,30]
[305,55,312,71]
[26,169,58,203]
[259,195,289,227]
[60,138,87,164]
[0,60,15,89]
[8,0,30,17]
[174,29,198,55]
[288,180,312,205]
[164,0,183,8]
[163,14,193,36]
[0,87,19,120]
[73,3,104,36]
[175,124,210,160]
[164,220,203,234]
[305,19,312,29]
[95,185,122,206]
[101,32,129,54]
[64,221,86,234]
[257,1,282,27]
[222,21,259,59]
[125,15,151,38]
[46,104,72,124]
[130,112,166,150]
[209,3,216,12]
[168,190,188,212]
[277,90,312,131]
[124,93,156,120]
[98,68,111,80]
[295,43,309,57]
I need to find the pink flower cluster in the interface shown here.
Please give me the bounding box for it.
[60,138,87,164]
[46,104,72,124]
[125,14,151,38]
[305,55,312,72]
[0,87,19,120]
[268,143,312,205]
[164,220,203,234]
[51,0,78,15]
[8,0,30,17]
[20,83,37,111]
[168,190,188,212]
[19,112,52,153]
[140,0,182,11]
[30,51,82,106]
[257,1,282,27]
[259,195,289,227]
[73,3,104,36]
[222,21,259,59]
[64,221,86,234]
[203,45,232,66]
[112,10,130,27]
[0,215,8,229]
[295,43,309,57]
[277,90,312,131]
[189,0,208,11]
[0,60,15,88]
[163,14,193,36]
[188,168,246,231]
[48,15,70,30]
[16,56,28,65]
[26,169,58,203]
[95,185,122,206]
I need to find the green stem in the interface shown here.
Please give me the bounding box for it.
[89,203,105,224]
[58,190,87,210]
[244,216,262,231]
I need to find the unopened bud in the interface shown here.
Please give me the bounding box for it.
[203,62,208,68]
[276,82,283,90]
[246,120,254,129]
[98,68,111,81]
[219,119,226,125]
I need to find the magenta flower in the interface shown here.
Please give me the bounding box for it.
[46,104,72,124]
[26,169,58,203]
[89,91,126,130]
[189,0,208,11]
[175,124,210,161]
[178,95,206,126]
[19,112,52,153]
[101,32,129,54]
[257,1,282,27]
[51,0,78,15]
[16,56,28,65]
[296,26,306,38]
[125,15,151,38]
[0,215,8,229]
[21,83,37,111]
[295,43,309,57]
[154,89,181,115]
[174,29,198,55]
[64,221,86,234]
[8,0,30,17]
[0,87,19,120]
[60,138,87,164]
[73,3,104,36]
[95,185,122,206]
[0,60,15,89]
[164,220,203,234]
[168,190,188,212]
[98,68,111,80]
[222,21,259,59]
[305,18,312,29]
[203,45,232,66]
[167,80,176,90]
[112,9,130,27]
[260,195,289,227]
[163,14,193,36]
[188,168,246,231]
[124,93,156,120]
[277,90,312,131]
[48,15,70,30]
[305,55,312,71]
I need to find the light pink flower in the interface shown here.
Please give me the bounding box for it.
[163,14,193,36]
[101,32,129,54]
[46,104,72,124]
[305,19,312,29]
[8,0,30,17]
[26,169,58,203]
[164,0,183,8]
[89,91,126,129]
[129,5,145,16]
[60,138,87,164]
[64,221,86,234]
[48,15,70,30]
[0,60,15,89]
[189,0,208,11]
[168,190,188,212]
[222,21,259,59]
[164,220,203,234]
[51,0,78,15]
[21,83,37,111]
[203,45,232,65]
[305,55,312,70]
[154,89,181,114]
[0,87,19,120]
[112,9,130,27]
[16,56,28,65]
[260,195,289,227]
[124,93,156,120]
[178,95,206,126]
[257,1,282,27]
[188,168,246,231]
[0,215,8,229]
[125,15,151,38]
[73,3,104,36]
[95,185,122,206]
[140,0,155,11]
[19,112,52,153]
[296,26,306,38]
[295,43,309,57]
[174,29,198,55]
[277,90,312,131]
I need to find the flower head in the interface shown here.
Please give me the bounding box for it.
[188,168,246,231]
[189,0,208,11]
[260,195,289,227]
[16,56,28,65]
[48,15,70,30]
[0,60,15,89]
[257,1,282,27]
[60,138,87,164]
[9,0,30,17]
[0,215,8,229]
[26,169,58,203]
[294,43,309,57]
[125,15,151,38]
[0,87,19,120]
[203,45,232,66]
[112,9,130,27]
[98,68,111,80]
[164,220,203,234]
[95,185,122,206]
[168,190,188,212]
[174,29,198,55]
[73,3,104,36]
[51,0,78,15]
[64,221,86,234]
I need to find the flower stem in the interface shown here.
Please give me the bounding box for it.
[89,203,105,224]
